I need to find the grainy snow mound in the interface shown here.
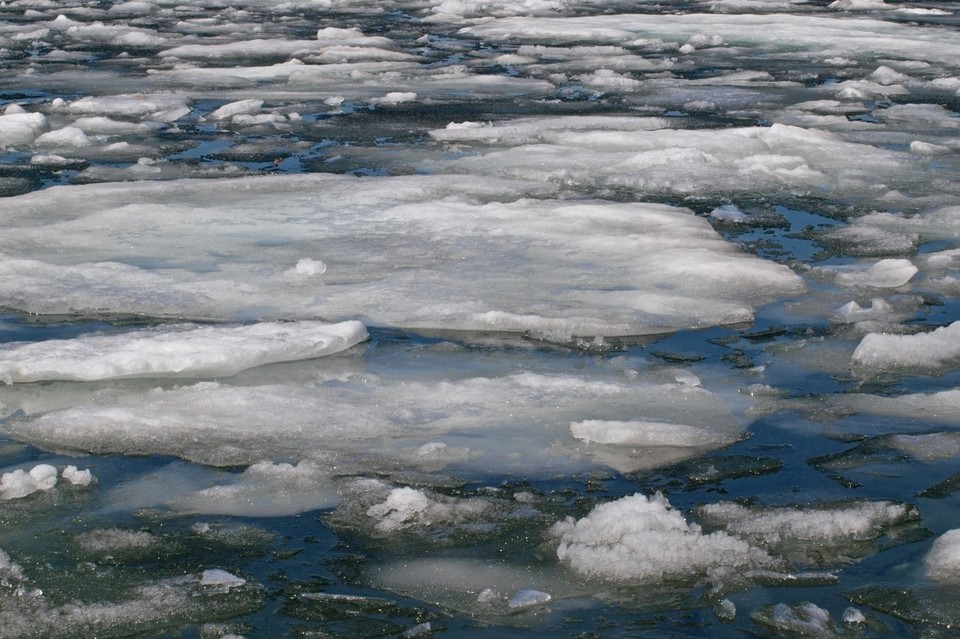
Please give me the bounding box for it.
[548,492,774,581]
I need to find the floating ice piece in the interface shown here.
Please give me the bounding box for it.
[371,91,416,104]
[852,321,960,371]
[0,320,367,384]
[548,492,775,582]
[825,258,918,288]
[856,207,960,240]
[710,204,748,222]
[0,463,58,500]
[0,112,47,150]
[889,433,960,461]
[201,569,247,589]
[926,529,960,583]
[843,607,866,624]
[62,465,93,486]
[508,589,551,609]
[209,99,264,120]
[169,461,340,517]
[833,298,895,323]
[284,258,327,278]
[696,500,918,547]
[570,420,736,447]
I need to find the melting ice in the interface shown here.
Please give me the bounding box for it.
[0,0,959,637]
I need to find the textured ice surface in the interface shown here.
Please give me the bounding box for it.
[0,174,803,341]
[548,492,776,582]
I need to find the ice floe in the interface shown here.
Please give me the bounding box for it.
[0,320,368,384]
[0,174,803,341]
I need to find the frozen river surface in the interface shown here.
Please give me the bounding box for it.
[1,0,960,637]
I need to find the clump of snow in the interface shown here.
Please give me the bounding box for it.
[926,529,960,582]
[816,258,918,289]
[843,607,866,624]
[0,320,368,384]
[0,464,59,500]
[62,465,93,486]
[335,479,502,536]
[284,258,327,278]
[548,492,775,582]
[852,321,960,371]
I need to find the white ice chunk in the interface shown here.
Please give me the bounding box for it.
[852,321,960,371]
[926,529,960,583]
[0,112,48,149]
[200,569,246,589]
[548,492,775,582]
[62,465,93,486]
[209,99,264,121]
[0,469,37,500]
[364,485,492,534]
[28,464,57,490]
[34,126,92,148]
[1,463,59,499]
[371,91,416,105]
[889,433,960,461]
[0,320,368,384]
[843,607,866,624]
[284,258,327,278]
[709,204,748,223]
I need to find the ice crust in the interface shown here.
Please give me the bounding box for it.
[0,320,368,384]
[0,174,803,340]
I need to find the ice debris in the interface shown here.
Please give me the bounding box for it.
[852,321,960,372]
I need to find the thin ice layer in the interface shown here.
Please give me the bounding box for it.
[0,320,368,384]
[0,174,804,340]
[548,492,776,582]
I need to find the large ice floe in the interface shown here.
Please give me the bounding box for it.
[0,173,803,341]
